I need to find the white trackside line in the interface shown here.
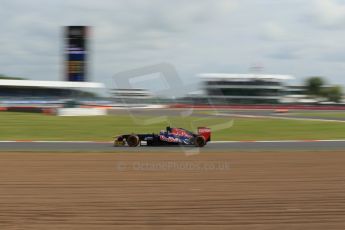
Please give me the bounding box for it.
[0,141,112,143]
[0,140,345,143]
[211,140,345,143]
[32,141,112,143]
[215,113,345,123]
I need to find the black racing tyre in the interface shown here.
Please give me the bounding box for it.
[114,136,125,147]
[127,135,140,147]
[194,135,206,147]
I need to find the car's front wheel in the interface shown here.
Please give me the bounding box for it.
[127,135,140,147]
[114,136,125,147]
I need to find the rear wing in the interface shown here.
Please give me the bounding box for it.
[198,127,211,142]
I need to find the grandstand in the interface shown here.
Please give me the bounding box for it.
[199,73,294,104]
[0,79,105,105]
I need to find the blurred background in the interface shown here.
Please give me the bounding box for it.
[1,0,345,110]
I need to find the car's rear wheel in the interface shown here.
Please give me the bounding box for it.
[127,135,140,147]
[194,135,206,147]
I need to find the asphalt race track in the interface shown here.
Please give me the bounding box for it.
[1,140,345,151]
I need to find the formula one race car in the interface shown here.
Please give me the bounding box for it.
[114,127,211,147]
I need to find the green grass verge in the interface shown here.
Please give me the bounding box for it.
[290,112,345,119]
[0,112,344,141]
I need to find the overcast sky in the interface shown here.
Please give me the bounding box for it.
[1,0,345,93]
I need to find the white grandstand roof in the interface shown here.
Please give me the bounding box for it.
[0,79,105,89]
[199,73,294,81]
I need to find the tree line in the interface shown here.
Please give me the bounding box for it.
[305,77,343,103]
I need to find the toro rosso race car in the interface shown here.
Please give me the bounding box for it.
[114,127,211,147]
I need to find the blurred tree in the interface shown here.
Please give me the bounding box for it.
[0,74,25,80]
[322,86,343,103]
[305,77,324,96]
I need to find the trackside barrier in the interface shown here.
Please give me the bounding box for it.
[0,106,107,116]
[42,108,56,115]
[56,108,107,116]
[169,104,345,110]
[5,106,44,113]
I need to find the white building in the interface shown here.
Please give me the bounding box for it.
[110,88,155,105]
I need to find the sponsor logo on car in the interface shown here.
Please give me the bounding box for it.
[171,128,193,138]
[159,135,180,143]
[198,128,211,133]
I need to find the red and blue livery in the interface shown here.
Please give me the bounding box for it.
[114,126,211,147]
